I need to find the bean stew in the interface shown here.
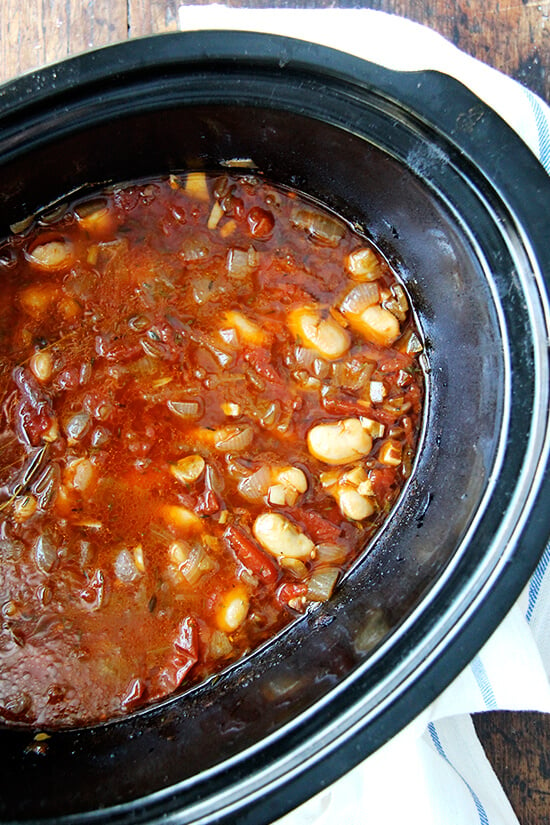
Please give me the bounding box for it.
[0,172,424,727]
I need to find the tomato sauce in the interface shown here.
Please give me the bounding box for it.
[0,172,424,727]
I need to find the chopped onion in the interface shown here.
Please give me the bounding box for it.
[64,411,91,443]
[306,567,340,602]
[383,284,409,322]
[219,327,239,347]
[181,235,210,261]
[0,538,24,561]
[332,358,375,391]
[207,200,224,230]
[192,276,217,305]
[290,207,346,247]
[259,400,281,429]
[402,329,423,354]
[114,548,140,582]
[140,337,170,360]
[34,533,58,574]
[225,457,250,480]
[170,455,205,484]
[238,464,272,502]
[133,544,145,573]
[279,557,308,579]
[74,198,108,220]
[207,343,234,368]
[353,608,391,654]
[209,629,233,659]
[10,215,34,234]
[226,246,259,279]
[214,424,254,453]
[315,543,348,565]
[293,345,319,372]
[369,380,387,403]
[178,543,213,585]
[13,494,38,523]
[32,462,61,509]
[340,282,379,315]
[167,399,203,419]
[220,157,258,169]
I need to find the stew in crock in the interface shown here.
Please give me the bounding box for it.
[0,172,424,727]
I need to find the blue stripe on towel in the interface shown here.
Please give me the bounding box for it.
[526,541,550,623]
[525,88,550,173]
[470,656,498,709]
[428,722,490,825]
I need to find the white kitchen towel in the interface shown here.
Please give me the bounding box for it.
[176,8,550,824]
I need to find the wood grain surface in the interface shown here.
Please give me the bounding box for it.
[0,2,549,824]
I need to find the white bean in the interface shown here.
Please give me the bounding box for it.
[27,239,74,271]
[170,455,205,484]
[320,465,376,520]
[161,504,202,533]
[64,457,96,493]
[30,350,53,383]
[253,513,315,560]
[268,466,308,506]
[222,310,266,346]
[307,418,372,465]
[276,467,308,493]
[351,304,401,347]
[335,487,375,521]
[216,584,250,632]
[288,307,350,360]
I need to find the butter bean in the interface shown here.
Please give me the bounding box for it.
[30,350,53,383]
[170,455,206,484]
[222,310,267,346]
[352,305,401,347]
[268,466,308,506]
[253,513,315,561]
[161,504,202,534]
[307,418,373,465]
[335,487,376,521]
[288,307,350,360]
[216,584,250,632]
[27,239,74,271]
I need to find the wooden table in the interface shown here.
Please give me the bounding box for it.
[1,2,549,823]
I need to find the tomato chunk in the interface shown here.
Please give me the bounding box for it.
[224,525,279,587]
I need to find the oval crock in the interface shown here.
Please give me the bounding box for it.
[0,31,548,825]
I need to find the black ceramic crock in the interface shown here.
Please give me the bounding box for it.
[0,31,549,825]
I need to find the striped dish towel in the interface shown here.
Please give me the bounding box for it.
[177,8,550,822]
